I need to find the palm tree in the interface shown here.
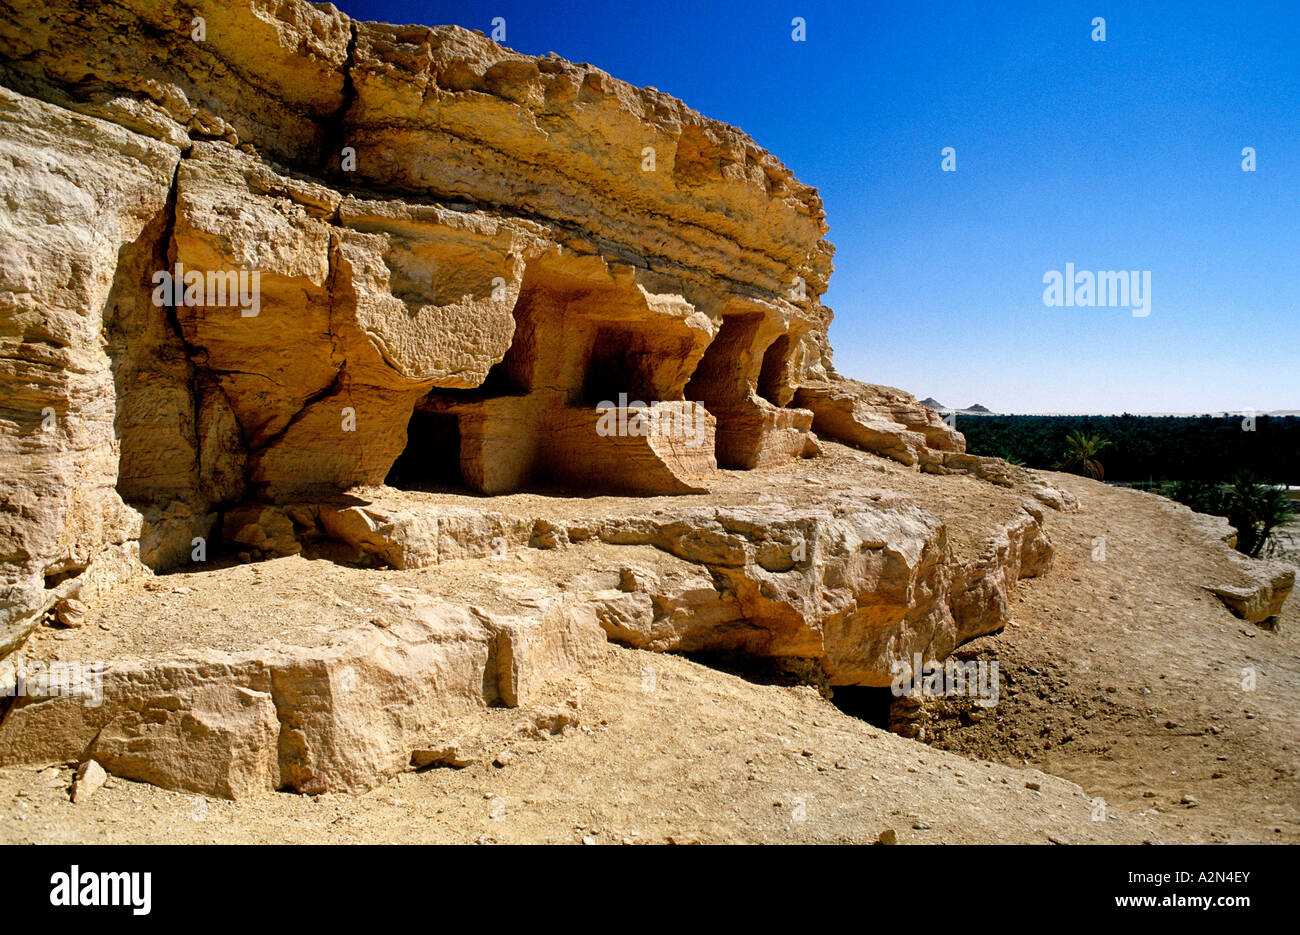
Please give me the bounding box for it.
[1224,473,1295,558]
[1056,432,1111,480]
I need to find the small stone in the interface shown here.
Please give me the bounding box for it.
[911,820,931,830]
[1181,794,1198,807]
[71,760,107,803]
[410,745,475,769]
[492,749,515,769]
[526,708,580,737]
[877,829,896,845]
[1025,781,1041,791]
[52,598,87,628]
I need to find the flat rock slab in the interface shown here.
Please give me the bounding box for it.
[0,447,1056,798]
[0,648,1163,844]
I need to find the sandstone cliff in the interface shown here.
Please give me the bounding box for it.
[1,1,1287,800]
[0,0,847,651]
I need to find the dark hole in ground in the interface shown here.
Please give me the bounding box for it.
[829,685,896,730]
[680,651,897,730]
[386,410,465,491]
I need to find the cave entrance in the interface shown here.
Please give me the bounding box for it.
[829,685,895,729]
[385,410,466,491]
[581,326,662,405]
[685,313,763,467]
[758,334,791,406]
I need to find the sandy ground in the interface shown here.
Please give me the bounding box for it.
[0,648,1160,844]
[922,471,1299,843]
[0,446,1294,844]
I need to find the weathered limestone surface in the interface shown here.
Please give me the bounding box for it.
[1,0,1288,799]
[796,379,965,465]
[220,485,1053,686]
[0,87,179,656]
[0,589,607,796]
[0,476,1053,797]
[1137,492,1294,626]
[796,379,1079,512]
[0,0,831,646]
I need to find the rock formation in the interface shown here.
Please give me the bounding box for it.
[0,0,1287,799]
[0,0,838,653]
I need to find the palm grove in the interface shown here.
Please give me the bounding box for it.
[961,414,1298,559]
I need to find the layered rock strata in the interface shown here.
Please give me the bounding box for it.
[0,0,837,651]
[1,0,1286,801]
[0,459,1054,797]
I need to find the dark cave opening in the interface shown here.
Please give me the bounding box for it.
[757,334,791,406]
[581,326,661,406]
[684,314,763,467]
[829,685,896,730]
[385,410,466,491]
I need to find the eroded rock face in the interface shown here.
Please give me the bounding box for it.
[0,590,606,796]
[1207,564,1294,627]
[0,468,1054,797]
[3,0,1288,800]
[797,379,965,466]
[0,87,178,655]
[0,0,832,646]
[795,379,1080,512]
[213,484,1054,687]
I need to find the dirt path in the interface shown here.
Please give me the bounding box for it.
[923,472,1299,843]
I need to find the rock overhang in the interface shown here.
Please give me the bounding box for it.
[0,0,1127,800]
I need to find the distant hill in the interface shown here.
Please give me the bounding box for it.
[920,398,999,415]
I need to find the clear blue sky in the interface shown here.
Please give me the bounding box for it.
[337,0,1298,414]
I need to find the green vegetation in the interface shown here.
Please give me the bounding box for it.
[1055,431,1111,480]
[1165,475,1294,558]
[960,414,1300,484]
[961,415,1299,558]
